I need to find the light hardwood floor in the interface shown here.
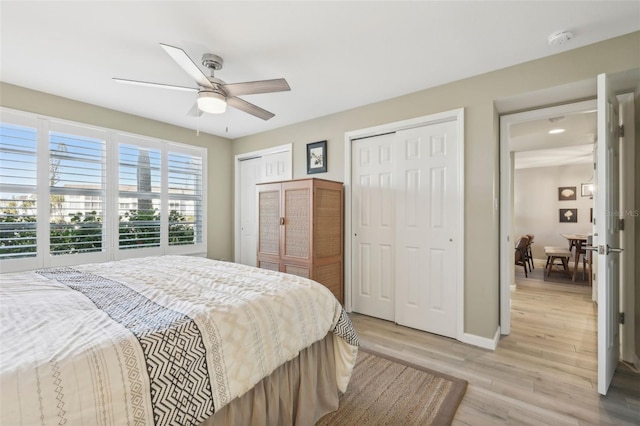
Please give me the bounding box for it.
[350,264,640,425]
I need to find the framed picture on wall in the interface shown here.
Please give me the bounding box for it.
[581,183,594,198]
[307,140,327,174]
[559,208,578,223]
[558,186,577,201]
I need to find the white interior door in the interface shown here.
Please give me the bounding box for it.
[238,150,291,266]
[351,133,396,321]
[239,157,262,266]
[595,73,622,396]
[350,120,459,338]
[395,122,458,338]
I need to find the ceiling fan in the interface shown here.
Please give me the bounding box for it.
[113,43,290,120]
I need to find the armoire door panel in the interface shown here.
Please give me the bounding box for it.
[259,261,280,271]
[314,187,342,258]
[258,189,281,256]
[283,187,311,260]
[283,263,310,279]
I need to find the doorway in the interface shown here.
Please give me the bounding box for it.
[500,99,597,334]
[499,79,637,395]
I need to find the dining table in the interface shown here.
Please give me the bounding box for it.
[561,233,590,283]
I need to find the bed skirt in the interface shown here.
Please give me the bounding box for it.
[205,333,339,425]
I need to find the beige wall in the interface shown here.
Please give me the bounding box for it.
[232,32,640,340]
[0,82,235,261]
[514,164,594,261]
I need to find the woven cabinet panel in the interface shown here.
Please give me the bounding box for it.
[314,188,342,258]
[284,189,310,258]
[284,264,310,279]
[315,263,342,302]
[259,191,280,255]
[259,261,280,272]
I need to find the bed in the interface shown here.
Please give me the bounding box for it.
[0,255,359,425]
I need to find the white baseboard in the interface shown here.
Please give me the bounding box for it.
[459,327,500,350]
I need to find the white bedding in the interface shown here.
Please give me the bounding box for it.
[0,255,358,425]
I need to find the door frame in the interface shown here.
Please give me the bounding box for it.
[234,143,292,263]
[344,108,465,340]
[499,100,596,335]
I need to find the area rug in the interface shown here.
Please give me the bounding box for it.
[542,266,590,286]
[317,348,468,425]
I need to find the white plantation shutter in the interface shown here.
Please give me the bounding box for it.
[118,144,162,249]
[48,127,106,255]
[168,151,203,246]
[0,121,38,260]
[0,108,207,271]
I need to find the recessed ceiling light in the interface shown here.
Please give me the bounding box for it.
[548,116,566,123]
[549,128,566,134]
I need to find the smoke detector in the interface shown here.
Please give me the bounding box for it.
[548,31,574,46]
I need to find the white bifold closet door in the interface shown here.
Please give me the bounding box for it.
[351,120,459,338]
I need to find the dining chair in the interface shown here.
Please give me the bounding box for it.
[514,235,530,278]
[525,234,535,271]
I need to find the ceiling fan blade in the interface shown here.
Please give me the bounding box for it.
[113,78,198,92]
[160,43,213,89]
[223,78,290,97]
[227,97,275,121]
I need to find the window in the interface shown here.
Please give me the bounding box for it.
[0,121,38,260]
[118,143,162,250]
[49,128,106,256]
[0,108,207,272]
[168,151,203,246]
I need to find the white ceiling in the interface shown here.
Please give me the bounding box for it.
[1,1,639,139]
[514,144,594,169]
[511,110,596,169]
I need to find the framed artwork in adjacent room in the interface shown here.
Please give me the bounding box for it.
[581,183,594,198]
[559,208,578,223]
[558,186,577,201]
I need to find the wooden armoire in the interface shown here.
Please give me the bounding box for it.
[256,178,344,303]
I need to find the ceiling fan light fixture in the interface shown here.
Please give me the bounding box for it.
[197,91,227,114]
